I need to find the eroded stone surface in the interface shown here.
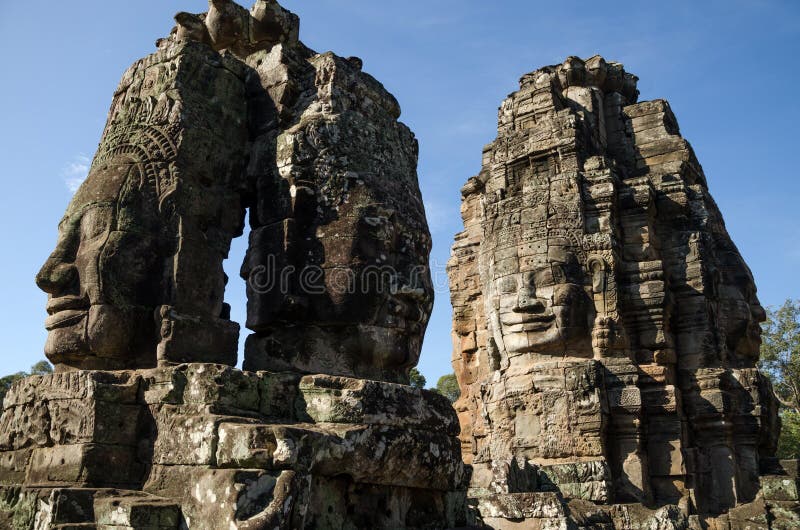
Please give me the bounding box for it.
[6,4,451,526]
[448,55,787,525]
[0,364,466,529]
[298,374,460,435]
[36,0,431,387]
[36,41,248,371]
[8,0,793,526]
[239,34,433,386]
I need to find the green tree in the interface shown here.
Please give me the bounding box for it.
[30,361,53,376]
[778,411,800,459]
[0,360,53,403]
[759,300,800,458]
[0,372,27,403]
[760,300,800,413]
[409,368,426,389]
[436,373,461,403]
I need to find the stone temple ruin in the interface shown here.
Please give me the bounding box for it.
[448,56,800,527]
[0,1,463,528]
[0,1,797,529]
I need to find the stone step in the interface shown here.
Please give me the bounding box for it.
[761,475,800,502]
[17,488,180,529]
[41,488,98,525]
[93,492,180,530]
[214,421,466,491]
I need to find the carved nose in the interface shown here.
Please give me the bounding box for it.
[515,290,544,312]
[751,304,767,323]
[36,259,78,296]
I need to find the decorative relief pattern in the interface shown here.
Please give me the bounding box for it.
[448,56,783,522]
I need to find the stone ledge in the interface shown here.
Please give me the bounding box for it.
[0,364,467,528]
[298,374,460,435]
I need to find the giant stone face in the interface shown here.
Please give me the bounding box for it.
[449,56,782,515]
[480,170,592,362]
[244,179,433,380]
[37,159,162,370]
[36,1,432,382]
[35,39,249,371]
[240,50,433,384]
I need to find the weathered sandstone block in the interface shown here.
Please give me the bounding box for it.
[0,364,467,528]
[448,55,785,525]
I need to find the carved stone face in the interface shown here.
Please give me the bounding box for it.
[476,162,594,359]
[36,159,161,369]
[244,181,433,380]
[316,203,433,370]
[718,251,766,360]
[240,51,432,383]
[487,239,590,356]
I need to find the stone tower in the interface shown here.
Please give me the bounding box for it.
[448,56,796,527]
[0,2,464,528]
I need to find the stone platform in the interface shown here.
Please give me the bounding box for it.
[0,366,468,529]
[469,483,800,530]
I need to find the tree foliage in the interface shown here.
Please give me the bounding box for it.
[436,374,461,403]
[0,372,27,403]
[30,361,53,376]
[409,367,426,389]
[0,360,53,403]
[760,300,800,414]
[759,300,800,459]
[779,411,800,459]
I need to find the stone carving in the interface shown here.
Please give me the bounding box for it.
[2,2,459,529]
[239,33,433,385]
[170,0,434,385]
[448,56,791,526]
[36,40,249,371]
[8,3,797,526]
[0,366,467,529]
[35,0,432,385]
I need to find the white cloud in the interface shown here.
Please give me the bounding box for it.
[62,154,91,192]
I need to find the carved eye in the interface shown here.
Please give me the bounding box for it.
[80,206,114,242]
[533,267,555,287]
[498,276,517,294]
[551,265,567,284]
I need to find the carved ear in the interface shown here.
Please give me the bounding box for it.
[175,12,200,27]
[156,189,180,256]
[587,257,607,294]
[174,12,212,45]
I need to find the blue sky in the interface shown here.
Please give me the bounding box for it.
[0,1,798,385]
